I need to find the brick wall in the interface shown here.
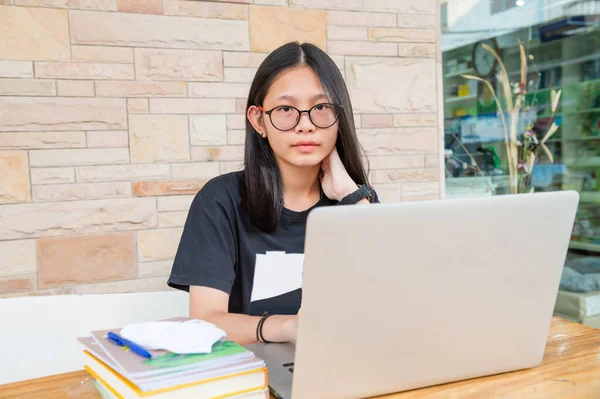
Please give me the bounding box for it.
[0,0,444,297]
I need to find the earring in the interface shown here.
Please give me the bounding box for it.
[261,133,266,139]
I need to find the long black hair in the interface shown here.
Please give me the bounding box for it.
[241,42,370,232]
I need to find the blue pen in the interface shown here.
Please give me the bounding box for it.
[107,332,153,359]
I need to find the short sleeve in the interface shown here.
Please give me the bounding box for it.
[167,194,237,295]
[370,187,381,203]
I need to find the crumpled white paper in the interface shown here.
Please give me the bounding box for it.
[120,319,226,354]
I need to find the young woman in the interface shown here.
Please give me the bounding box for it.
[168,42,378,345]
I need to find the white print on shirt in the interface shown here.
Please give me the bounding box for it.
[250,251,304,303]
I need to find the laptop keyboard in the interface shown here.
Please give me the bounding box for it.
[282,362,294,373]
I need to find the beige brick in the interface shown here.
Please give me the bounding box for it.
[0,197,157,240]
[398,43,436,58]
[224,68,257,83]
[398,13,436,29]
[189,82,250,98]
[364,0,435,14]
[361,114,393,128]
[401,182,440,196]
[35,62,134,80]
[189,115,227,146]
[137,227,183,262]
[223,52,267,68]
[0,7,70,61]
[394,113,437,127]
[228,129,245,145]
[14,0,116,10]
[33,182,131,202]
[192,146,244,162]
[129,115,190,163]
[254,0,290,7]
[425,154,439,167]
[0,151,31,204]
[127,98,149,114]
[327,10,397,27]
[328,41,397,56]
[75,276,172,294]
[0,97,126,132]
[164,0,247,19]
[0,0,12,4]
[158,211,188,228]
[0,240,37,277]
[38,232,136,289]
[359,128,437,155]
[76,164,170,182]
[0,131,86,150]
[138,260,173,277]
[402,193,439,202]
[72,45,133,63]
[0,78,55,96]
[290,0,360,10]
[236,99,247,113]
[368,155,425,170]
[57,80,95,97]
[70,10,249,50]
[371,183,401,203]
[132,180,206,197]
[134,48,223,81]
[96,81,186,97]
[226,114,246,130]
[30,148,129,167]
[327,26,367,41]
[254,0,287,5]
[220,161,243,174]
[86,130,129,148]
[249,6,326,52]
[150,98,236,114]
[373,168,439,184]
[118,0,162,14]
[0,276,35,294]
[157,195,194,211]
[346,57,436,113]
[31,167,75,185]
[171,162,220,179]
[368,28,435,43]
[353,113,361,128]
[0,286,75,298]
[0,61,33,78]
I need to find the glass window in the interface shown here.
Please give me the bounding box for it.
[491,0,519,15]
[441,0,600,327]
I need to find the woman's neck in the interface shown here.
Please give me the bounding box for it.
[279,163,321,212]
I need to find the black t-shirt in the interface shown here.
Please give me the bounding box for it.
[168,171,376,316]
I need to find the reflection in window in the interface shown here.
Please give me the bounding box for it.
[441,0,600,327]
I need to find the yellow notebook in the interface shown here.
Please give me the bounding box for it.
[83,350,268,399]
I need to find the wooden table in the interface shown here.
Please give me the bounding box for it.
[1,317,599,399]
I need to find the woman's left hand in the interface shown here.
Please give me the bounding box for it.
[320,147,358,201]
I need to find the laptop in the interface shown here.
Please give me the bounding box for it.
[245,191,579,399]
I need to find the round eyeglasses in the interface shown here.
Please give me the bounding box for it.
[258,103,340,131]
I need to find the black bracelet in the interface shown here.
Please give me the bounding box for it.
[256,313,274,344]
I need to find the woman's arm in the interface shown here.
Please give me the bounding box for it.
[189,285,298,345]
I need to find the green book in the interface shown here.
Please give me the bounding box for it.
[80,318,254,379]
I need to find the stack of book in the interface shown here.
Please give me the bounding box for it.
[77,318,268,399]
